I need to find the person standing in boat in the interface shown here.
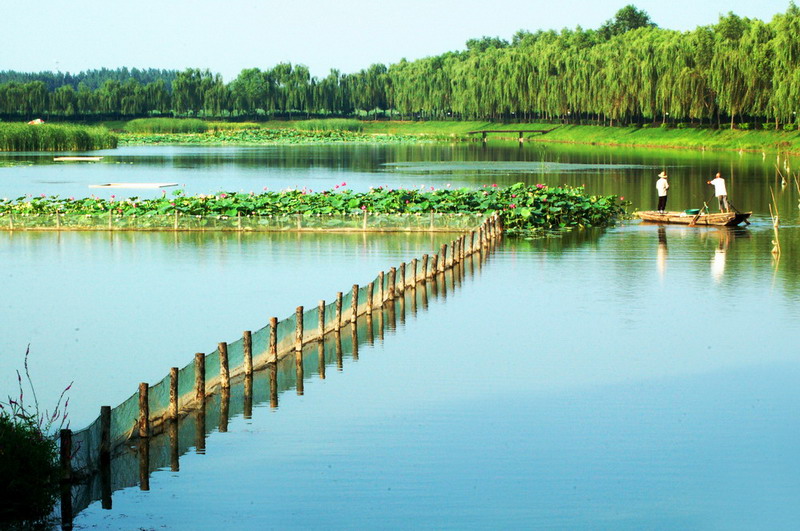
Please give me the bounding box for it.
[656,171,669,213]
[707,172,729,212]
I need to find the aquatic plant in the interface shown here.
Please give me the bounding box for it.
[0,183,626,233]
[0,123,117,151]
[124,117,208,134]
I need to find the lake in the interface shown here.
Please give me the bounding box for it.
[1,141,799,529]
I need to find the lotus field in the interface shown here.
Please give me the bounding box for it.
[0,183,626,232]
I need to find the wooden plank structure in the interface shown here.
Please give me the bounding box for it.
[466,128,558,143]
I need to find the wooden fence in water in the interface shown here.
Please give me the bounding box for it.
[57,214,503,526]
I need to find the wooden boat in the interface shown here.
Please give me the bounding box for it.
[637,210,751,226]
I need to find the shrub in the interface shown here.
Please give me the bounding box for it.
[676,122,689,129]
[738,122,751,130]
[0,347,70,527]
[659,122,673,129]
[783,123,797,131]
[0,413,60,525]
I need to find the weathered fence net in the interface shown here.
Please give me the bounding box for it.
[64,213,502,512]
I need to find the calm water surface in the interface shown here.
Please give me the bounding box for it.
[1,142,799,528]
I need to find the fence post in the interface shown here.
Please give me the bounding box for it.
[218,342,230,389]
[336,292,343,328]
[351,284,359,324]
[295,306,304,352]
[243,330,253,376]
[422,254,429,279]
[318,300,326,339]
[138,383,149,438]
[169,367,179,420]
[60,428,73,529]
[430,254,438,276]
[367,282,374,313]
[378,273,385,304]
[411,258,418,285]
[399,263,406,294]
[195,353,205,402]
[269,317,278,363]
[388,268,396,299]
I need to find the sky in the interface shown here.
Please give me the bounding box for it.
[0,0,795,82]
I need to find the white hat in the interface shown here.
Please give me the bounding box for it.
[658,171,668,178]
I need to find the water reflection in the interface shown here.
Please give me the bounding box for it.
[657,227,668,279]
[65,247,491,526]
[711,231,730,283]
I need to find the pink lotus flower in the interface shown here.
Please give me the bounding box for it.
[220,193,227,199]
[511,194,516,198]
[536,184,545,189]
[341,182,347,187]
[361,205,367,210]
[491,184,498,187]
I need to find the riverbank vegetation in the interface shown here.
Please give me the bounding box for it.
[2,5,800,130]
[0,123,117,151]
[0,348,70,527]
[0,183,626,233]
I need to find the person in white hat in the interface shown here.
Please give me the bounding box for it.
[656,171,669,213]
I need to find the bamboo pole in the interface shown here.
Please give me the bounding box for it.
[138,382,149,438]
[295,306,304,352]
[218,342,230,390]
[367,282,374,313]
[269,317,278,363]
[399,263,406,294]
[318,300,326,339]
[243,330,253,376]
[195,353,205,402]
[169,367,178,420]
[378,272,385,303]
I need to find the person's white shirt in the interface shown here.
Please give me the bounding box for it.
[656,177,669,197]
[710,177,727,196]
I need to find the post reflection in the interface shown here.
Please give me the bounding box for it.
[69,229,493,520]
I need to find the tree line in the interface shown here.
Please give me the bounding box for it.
[2,4,800,128]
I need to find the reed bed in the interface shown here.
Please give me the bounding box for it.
[124,118,208,134]
[0,123,117,151]
[295,119,364,132]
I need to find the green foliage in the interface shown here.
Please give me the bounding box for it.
[739,122,752,130]
[0,123,117,151]
[784,123,797,131]
[119,128,422,145]
[0,184,626,233]
[0,348,70,527]
[295,119,364,132]
[124,117,208,134]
